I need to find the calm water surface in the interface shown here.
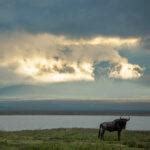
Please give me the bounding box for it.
[0,115,149,131]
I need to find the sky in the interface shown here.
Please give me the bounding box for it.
[0,0,150,101]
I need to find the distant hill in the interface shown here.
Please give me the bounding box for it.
[0,100,149,115]
[0,82,150,115]
[0,81,150,100]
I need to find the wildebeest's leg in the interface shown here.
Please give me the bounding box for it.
[118,130,121,141]
[98,124,103,139]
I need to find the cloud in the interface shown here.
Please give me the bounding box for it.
[0,32,143,83]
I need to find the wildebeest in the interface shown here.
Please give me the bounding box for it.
[98,117,130,141]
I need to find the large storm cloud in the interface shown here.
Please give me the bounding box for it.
[0,32,143,83]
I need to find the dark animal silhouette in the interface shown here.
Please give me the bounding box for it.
[98,117,130,141]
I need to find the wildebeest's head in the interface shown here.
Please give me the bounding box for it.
[119,117,130,129]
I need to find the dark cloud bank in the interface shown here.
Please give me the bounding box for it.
[0,0,150,37]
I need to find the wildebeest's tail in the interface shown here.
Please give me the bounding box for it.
[98,124,102,138]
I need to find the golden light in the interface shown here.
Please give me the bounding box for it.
[63,36,140,47]
[15,57,94,83]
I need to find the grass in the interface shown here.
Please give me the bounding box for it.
[0,128,149,150]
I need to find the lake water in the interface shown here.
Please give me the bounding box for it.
[0,115,149,131]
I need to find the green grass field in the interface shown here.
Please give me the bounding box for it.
[0,128,149,150]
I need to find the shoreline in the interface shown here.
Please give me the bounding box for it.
[0,128,150,132]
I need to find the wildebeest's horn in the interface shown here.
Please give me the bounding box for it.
[127,117,130,121]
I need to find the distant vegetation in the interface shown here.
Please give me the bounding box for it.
[0,128,150,150]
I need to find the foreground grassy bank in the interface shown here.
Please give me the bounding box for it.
[0,128,149,150]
